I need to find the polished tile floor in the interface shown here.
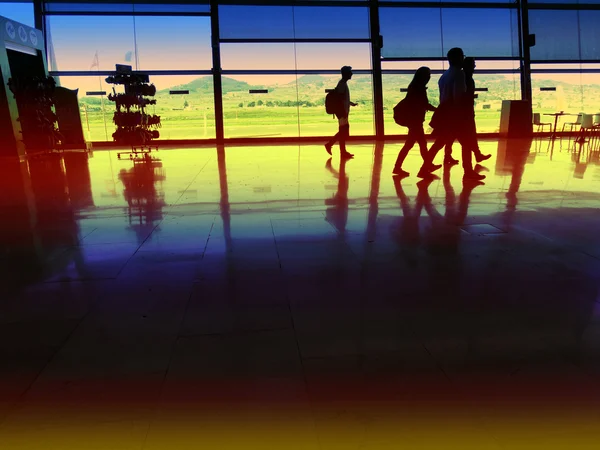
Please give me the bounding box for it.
[1,137,600,449]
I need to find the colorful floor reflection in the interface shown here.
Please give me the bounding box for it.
[1,137,600,449]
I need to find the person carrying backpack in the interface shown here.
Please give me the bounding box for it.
[325,66,357,159]
[392,67,437,177]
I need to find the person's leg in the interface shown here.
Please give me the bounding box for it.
[415,125,428,161]
[423,136,446,166]
[457,131,485,180]
[325,116,343,154]
[444,138,459,165]
[468,115,491,162]
[393,127,417,174]
[339,121,352,157]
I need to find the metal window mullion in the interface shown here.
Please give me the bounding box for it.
[370,0,384,139]
[211,0,224,143]
[219,38,371,43]
[42,11,211,17]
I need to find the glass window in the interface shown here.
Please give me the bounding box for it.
[221,42,370,71]
[529,10,580,61]
[382,60,446,71]
[131,2,210,13]
[0,1,34,27]
[381,7,519,59]
[528,0,600,3]
[220,43,296,70]
[292,6,370,39]
[297,73,374,137]
[46,16,136,71]
[221,75,299,139]
[144,74,215,140]
[383,0,514,2]
[579,11,600,61]
[380,8,442,58]
[134,16,212,70]
[57,74,215,142]
[57,75,116,142]
[219,6,295,39]
[581,71,600,114]
[531,72,584,118]
[470,72,521,132]
[294,43,371,70]
[44,2,135,13]
[441,8,518,58]
[43,1,209,13]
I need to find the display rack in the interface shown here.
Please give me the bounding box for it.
[105,66,161,160]
[7,74,63,152]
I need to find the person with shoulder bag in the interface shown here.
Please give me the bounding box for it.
[392,67,437,177]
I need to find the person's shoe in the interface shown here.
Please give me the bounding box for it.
[392,167,410,177]
[341,151,354,159]
[475,153,491,163]
[324,143,332,155]
[417,163,441,178]
[463,171,486,182]
[444,157,459,165]
[474,164,489,173]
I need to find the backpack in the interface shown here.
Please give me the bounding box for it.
[393,98,410,126]
[325,90,342,117]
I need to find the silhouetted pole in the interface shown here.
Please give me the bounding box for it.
[211,0,224,143]
[370,0,385,140]
[518,0,533,103]
[33,0,43,30]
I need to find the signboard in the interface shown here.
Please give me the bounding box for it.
[1,15,44,51]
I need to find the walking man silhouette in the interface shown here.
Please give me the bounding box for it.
[418,48,485,182]
[444,57,491,165]
[325,66,357,159]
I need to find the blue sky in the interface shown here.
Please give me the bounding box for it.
[0,2,35,27]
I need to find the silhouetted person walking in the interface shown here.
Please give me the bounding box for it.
[325,66,357,159]
[444,57,491,165]
[418,48,485,182]
[392,67,437,177]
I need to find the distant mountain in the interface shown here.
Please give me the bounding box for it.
[160,76,253,94]
[295,75,330,86]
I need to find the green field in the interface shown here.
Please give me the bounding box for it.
[75,74,600,142]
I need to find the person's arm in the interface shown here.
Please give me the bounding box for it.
[417,88,436,111]
[349,84,357,107]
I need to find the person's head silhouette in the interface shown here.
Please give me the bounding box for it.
[447,48,465,68]
[409,66,431,88]
[463,57,476,76]
[341,65,353,80]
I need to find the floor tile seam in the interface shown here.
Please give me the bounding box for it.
[269,215,322,448]
[130,153,214,255]
[0,282,114,429]
[178,325,294,339]
[140,283,196,450]
[96,186,214,278]
[165,155,214,209]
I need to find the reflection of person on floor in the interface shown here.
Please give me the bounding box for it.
[392,176,421,249]
[444,57,491,166]
[499,139,531,229]
[325,66,357,159]
[418,48,485,182]
[325,156,350,235]
[392,67,437,177]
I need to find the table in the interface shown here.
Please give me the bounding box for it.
[543,112,578,140]
[543,112,565,140]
